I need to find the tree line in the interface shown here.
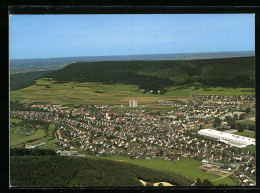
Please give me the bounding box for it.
[10,148,56,156]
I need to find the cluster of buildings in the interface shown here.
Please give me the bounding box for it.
[10,94,255,186]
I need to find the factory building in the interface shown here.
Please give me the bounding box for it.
[198,129,255,148]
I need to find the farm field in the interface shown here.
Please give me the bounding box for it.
[192,87,255,96]
[10,78,255,105]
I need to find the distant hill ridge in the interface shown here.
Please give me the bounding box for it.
[10,51,254,73]
[44,56,254,89]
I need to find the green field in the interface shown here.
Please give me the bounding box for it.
[10,129,46,147]
[245,111,255,118]
[192,87,255,96]
[211,177,237,186]
[10,118,23,123]
[10,124,56,148]
[10,78,255,105]
[240,120,255,126]
[92,155,218,181]
[94,155,239,186]
[246,145,256,153]
[235,130,255,138]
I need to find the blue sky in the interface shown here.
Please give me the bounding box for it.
[10,14,255,59]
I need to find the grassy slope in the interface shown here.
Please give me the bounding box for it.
[83,155,237,185]
[10,70,52,91]
[100,156,219,181]
[93,155,238,186]
[10,156,192,187]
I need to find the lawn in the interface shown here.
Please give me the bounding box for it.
[235,130,255,138]
[10,123,56,148]
[245,111,256,118]
[10,129,46,147]
[79,155,238,186]
[211,177,238,186]
[240,120,255,126]
[97,155,219,181]
[246,145,256,153]
[39,139,59,149]
[10,118,23,123]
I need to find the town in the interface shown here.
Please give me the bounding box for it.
[10,94,256,186]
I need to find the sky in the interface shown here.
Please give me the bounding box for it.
[9,14,255,59]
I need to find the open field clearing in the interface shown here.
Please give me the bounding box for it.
[10,78,255,105]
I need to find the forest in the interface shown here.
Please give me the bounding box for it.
[10,155,193,187]
[10,57,254,91]
[10,70,52,91]
[44,57,254,90]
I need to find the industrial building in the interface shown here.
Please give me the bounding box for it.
[25,142,46,149]
[198,129,255,148]
[129,99,138,108]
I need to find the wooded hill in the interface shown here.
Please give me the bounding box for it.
[44,57,254,90]
[10,70,52,91]
[10,155,193,187]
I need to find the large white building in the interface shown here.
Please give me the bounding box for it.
[198,129,255,148]
[129,99,138,108]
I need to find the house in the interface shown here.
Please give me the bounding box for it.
[190,152,197,158]
[240,177,249,183]
[234,171,241,177]
[168,156,179,162]
[214,154,222,161]
[222,156,231,163]
[206,153,213,160]
[220,165,231,171]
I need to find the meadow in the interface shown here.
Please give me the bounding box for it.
[81,154,237,185]
[10,129,46,147]
[10,123,56,148]
[10,78,255,105]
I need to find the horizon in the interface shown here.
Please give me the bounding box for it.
[10,50,255,60]
[10,14,255,60]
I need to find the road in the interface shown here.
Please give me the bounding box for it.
[210,163,240,182]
